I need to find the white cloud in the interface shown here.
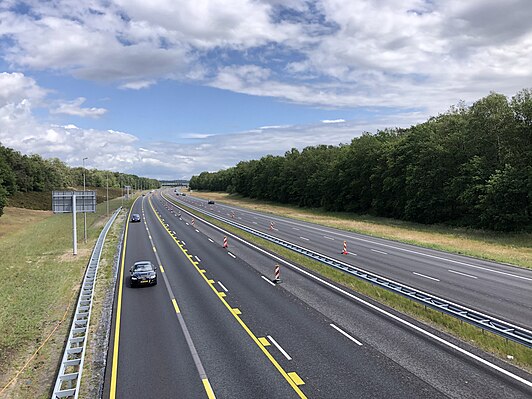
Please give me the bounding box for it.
[0,72,47,107]
[120,80,156,90]
[321,119,345,124]
[51,97,107,118]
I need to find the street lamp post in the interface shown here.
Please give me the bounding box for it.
[106,172,109,217]
[82,157,88,244]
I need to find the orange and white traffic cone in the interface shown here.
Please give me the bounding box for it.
[223,236,228,248]
[342,241,348,255]
[273,264,281,283]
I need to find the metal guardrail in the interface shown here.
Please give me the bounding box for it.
[161,193,532,348]
[52,207,122,399]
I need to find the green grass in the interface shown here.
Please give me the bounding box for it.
[175,197,532,372]
[0,195,134,398]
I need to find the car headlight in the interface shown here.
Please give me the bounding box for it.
[131,276,138,280]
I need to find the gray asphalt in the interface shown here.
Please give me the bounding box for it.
[144,191,532,398]
[172,191,532,329]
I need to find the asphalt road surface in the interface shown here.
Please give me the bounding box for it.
[171,190,532,330]
[102,192,532,398]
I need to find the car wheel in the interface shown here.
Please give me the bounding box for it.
[153,278,158,285]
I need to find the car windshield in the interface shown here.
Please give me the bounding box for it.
[133,263,153,272]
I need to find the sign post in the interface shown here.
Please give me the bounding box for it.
[53,191,96,255]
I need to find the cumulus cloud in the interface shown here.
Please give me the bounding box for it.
[321,119,345,124]
[120,80,156,90]
[51,97,107,118]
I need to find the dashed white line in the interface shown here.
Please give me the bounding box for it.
[330,324,363,346]
[300,236,309,241]
[195,256,201,262]
[185,222,189,225]
[448,269,478,279]
[371,249,388,255]
[413,272,440,282]
[292,227,300,231]
[217,281,229,292]
[252,221,258,224]
[181,241,186,246]
[228,252,236,259]
[261,275,276,286]
[195,229,200,233]
[323,236,335,240]
[208,238,214,243]
[267,336,292,360]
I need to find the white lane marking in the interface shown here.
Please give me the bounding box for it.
[172,231,176,235]
[371,249,388,255]
[292,227,300,231]
[261,275,276,286]
[195,229,200,233]
[300,236,310,241]
[238,217,242,220]
[448,269,478,279]
[330,324,363,346]
[228,252,236,259]
[208,238,214,243]
[267,336,292,360]
[413,272,440,282]
[185,222,189,225]
[217,281,229,292]
[159,193,532,389]
[324,236,335,240]
[181,241,186,246]
[252,221,258,224]
[195,256,201,262]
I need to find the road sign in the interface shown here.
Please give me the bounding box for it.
[52,191,96,213]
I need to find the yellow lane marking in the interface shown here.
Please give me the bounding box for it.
[200,269,206,273]
[110,198,138,399]
[160,266,165,273]
[148,198,307,399]
[202,378,216,399]
[259,337,271,346]
[232,308,242,315]
[218,292,227,298]
[172,298,181,314]
[208,279,215,284]
[288,372,305,386]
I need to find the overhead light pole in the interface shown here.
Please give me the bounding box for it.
[106,172,109,217]
[82,157,88,244]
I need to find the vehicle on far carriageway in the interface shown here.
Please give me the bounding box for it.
[130,261,157,287]
[208,200,215,204]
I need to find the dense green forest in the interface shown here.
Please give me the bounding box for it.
[190,90,532,231]
[0,144,159,216]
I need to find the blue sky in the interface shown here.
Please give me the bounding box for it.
[0,0,531,179]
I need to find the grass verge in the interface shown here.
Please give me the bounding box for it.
[173,196,532,372]
[187,190,532,269]
[0,196,133,399]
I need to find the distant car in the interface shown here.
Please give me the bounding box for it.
[208,200,215,204]
[130,213,141,222]
[130,261,157,287]
[181,193,187,196]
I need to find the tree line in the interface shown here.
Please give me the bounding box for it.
[190,89,532,231]
[0,144,160,216]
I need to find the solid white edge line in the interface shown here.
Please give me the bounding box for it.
[267,335,292,360]
[448,269,478,279]
[217,281,229,292]
[160,193,532,389]
[413,272,440,282]
[330,324,363,346]
[261,275,277,286]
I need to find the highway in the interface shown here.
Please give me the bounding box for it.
[170,191,532,330]
[102,192,532,398]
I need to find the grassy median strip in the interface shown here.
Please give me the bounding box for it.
[175,199,532,372]
[187,191,532,269]
[0,197,129,399]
